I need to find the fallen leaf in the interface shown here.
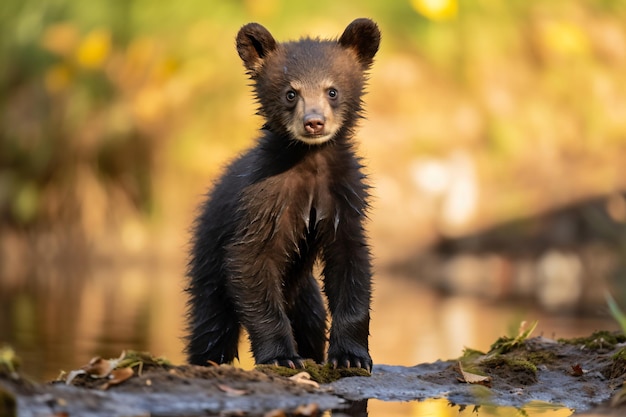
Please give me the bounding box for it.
[83,351,126,378]
[217,384,248,396]
[571,364,584,376]
[83,357,114,378]
[289,372,319,388]
[102,367,134,390]
[457,361,492,387]
[65,351,130,385]
[65,369,86,385]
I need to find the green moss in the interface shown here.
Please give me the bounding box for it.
[526,350,558,366]
[459,336,559,387]
[116,350,172,371]
[559,330,626,350]
[256,360,370,383]
[489,336,515,353]
[481,356,538,375]
[478,355,538,386]
[613,348,626,361]
[489,321,538,354]
[605,347,626,379]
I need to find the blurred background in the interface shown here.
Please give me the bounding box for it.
[1,0,625,387]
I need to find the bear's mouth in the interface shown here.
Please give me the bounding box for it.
[296,132,333,145]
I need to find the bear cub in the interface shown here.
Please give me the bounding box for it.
[186,18,380,371]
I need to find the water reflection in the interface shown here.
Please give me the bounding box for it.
[0,258,188,380]
[0,259,619,381]
[326,399,573,417]
[366,398,573,417]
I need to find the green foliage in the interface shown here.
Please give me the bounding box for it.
[256,360,370,383]
[606,291,626,335]
[490,321,538,354]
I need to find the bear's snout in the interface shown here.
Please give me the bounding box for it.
[304,114,325,135]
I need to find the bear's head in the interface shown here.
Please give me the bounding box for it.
[236,19,380,145]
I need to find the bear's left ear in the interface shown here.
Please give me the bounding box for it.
[338,18,381,69]
[236,23,277,75]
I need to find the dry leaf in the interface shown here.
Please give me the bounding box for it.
[66,351,130,385]
[289,372,319,388]
[101,367,134,390]
[457,361,492,387]
[83,357,114,378]
[217,384,248,396]
[83,351,126,378]
[65,369,86,385]
[571,364,584,376]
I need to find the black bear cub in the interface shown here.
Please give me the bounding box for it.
[186,18,380,371]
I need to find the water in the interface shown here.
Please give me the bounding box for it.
[0,257,617,416]
[320,399,573,416]
[367,399,573,417]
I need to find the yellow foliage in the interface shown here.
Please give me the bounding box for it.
[152,57,181,83]
[133,86,167,123]
[411,0,458,21]
[44,63,72,93]
[539,20,590,58]
[243,0,282,19]
[13,183,39,224]
[126,37,157,74]
[76,29,112,69]
[41,22,79,56]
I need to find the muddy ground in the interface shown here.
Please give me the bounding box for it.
[2,332,626,417]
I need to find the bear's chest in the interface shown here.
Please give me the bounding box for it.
[272,153,335,227]
[239,150,340,239]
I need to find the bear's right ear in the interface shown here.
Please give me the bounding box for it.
[236,23,277,75]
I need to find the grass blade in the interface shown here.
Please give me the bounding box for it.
[605,291,626,334]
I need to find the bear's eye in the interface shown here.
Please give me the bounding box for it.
[286,90,297,102]
[328,88,338,99]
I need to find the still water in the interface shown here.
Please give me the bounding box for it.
[0,257,617,416]
[367,399,573,417]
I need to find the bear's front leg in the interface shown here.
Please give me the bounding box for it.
[322,216,373,372]
[226,241,305,369]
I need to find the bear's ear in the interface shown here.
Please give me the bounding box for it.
[338,18,381,69]
[236,23,277,74]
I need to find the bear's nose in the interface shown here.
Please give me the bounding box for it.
[304,114,325,135]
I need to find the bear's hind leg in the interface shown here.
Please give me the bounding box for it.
[185,285,241,366]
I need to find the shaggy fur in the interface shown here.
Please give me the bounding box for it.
[185,18,380,371]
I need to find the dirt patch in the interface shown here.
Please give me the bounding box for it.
[2,333,626,416]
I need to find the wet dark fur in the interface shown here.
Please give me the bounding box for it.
[185,19,380,371]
